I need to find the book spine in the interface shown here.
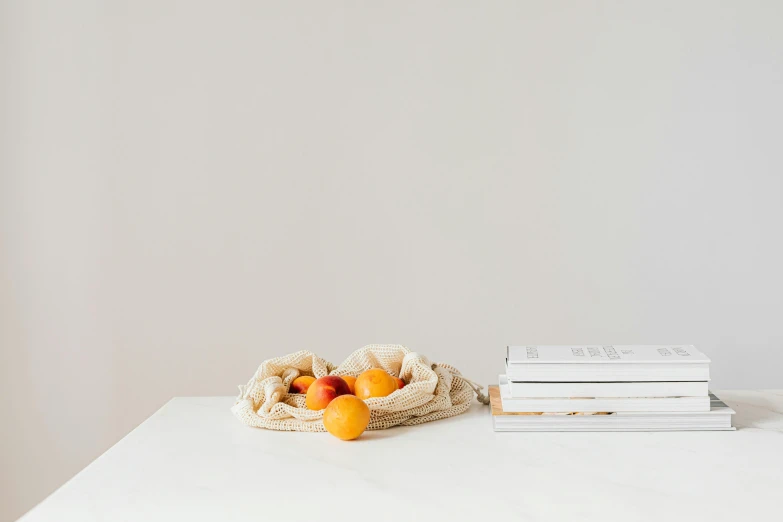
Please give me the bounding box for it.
[506,381,709,398]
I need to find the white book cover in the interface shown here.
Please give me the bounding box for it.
[498,375,710,412]
[507,345,710,365]
[505,345,710,382]
[506,380,709,398]
[490,385,734,432]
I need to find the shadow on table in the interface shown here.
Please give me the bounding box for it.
[361,402,488,440]
[723,395,783,430]
[358,429,405,441]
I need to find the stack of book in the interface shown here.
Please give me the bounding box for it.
[492,345,734,431]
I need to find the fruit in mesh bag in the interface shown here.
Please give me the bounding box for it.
[305,376,352,410]
[354,369,398,400]
[395,377,405,389]
[323,395,371,441]
[340,375,357,395]
[290,376,316,394]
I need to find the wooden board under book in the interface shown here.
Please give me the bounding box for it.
[489,385,543,415]
[489,385,613,416]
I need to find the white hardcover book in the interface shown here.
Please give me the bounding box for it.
[506,345,710,382]
[490,386,734,432]
[506,379,709,398]
[498,375,710,412]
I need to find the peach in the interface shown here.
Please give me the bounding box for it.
[395,377,405,389]
[355,369,398,400]
[305,375,351,410]
[341,375,357,395]
[323,395,371,440]
[290,376,316,394]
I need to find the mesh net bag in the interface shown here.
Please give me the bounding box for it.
[232,344,489,432]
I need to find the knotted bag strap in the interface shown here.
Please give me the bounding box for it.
[448,371,490,406]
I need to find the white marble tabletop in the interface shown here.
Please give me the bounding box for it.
[19,390,783,522]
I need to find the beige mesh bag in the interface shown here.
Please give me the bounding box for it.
[232,344,489,432]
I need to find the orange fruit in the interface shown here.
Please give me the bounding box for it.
[354,369,398,400]
[290,376,316,394]
[323,395,371,441]
[341,375,357,394]
[395,377,405,389]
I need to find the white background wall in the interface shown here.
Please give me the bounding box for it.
[2,1,782,520]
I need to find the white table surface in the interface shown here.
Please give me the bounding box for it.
[20,390,783,522]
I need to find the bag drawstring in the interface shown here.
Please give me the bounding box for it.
[453,374,490,406]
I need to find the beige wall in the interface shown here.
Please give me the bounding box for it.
[2,1,783,520]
